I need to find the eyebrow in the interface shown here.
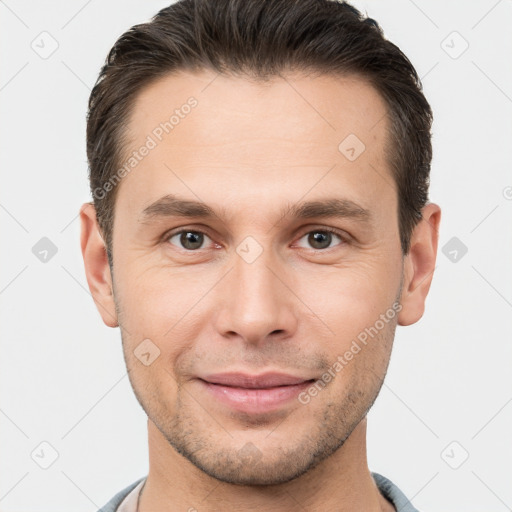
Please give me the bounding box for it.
[140,194,371,225]
[285,198,371,222]
[141,195,217,220]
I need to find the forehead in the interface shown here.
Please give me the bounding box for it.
[118,69,394,220]
[126,69,389,153]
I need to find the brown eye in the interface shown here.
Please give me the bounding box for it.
[168,230,209,250]
[296,230,344,250]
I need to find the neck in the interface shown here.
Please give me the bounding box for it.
[139,418,394,512]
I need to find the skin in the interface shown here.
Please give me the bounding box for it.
[81,69,440,511]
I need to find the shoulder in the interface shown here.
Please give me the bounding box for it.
[372,472,420,512]
[97,477,146,512]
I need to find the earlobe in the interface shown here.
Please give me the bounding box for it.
[397,203,441,326]
[79,203,119,328]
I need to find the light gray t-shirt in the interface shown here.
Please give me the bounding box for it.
[97,472,419,511]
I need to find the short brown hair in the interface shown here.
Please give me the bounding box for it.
[87,0,433,261]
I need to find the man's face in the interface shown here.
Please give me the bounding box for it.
[109,70,404,484]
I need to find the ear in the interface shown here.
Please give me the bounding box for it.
[80,203,118,328]
[398,202,441,326]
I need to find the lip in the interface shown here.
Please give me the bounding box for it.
[202,372,312,388]
[197,372,315,414]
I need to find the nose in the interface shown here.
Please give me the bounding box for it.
[213,245,299,346]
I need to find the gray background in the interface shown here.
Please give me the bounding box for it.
[1,0,511,510]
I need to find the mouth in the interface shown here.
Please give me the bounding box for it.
[197,372,316,414]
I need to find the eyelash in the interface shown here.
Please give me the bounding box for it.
[163,226,349,252]
[294,227,349,250]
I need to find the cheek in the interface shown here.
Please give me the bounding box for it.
[115,263,207,329]
[295,261,400,345]
[114,265,217,377]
